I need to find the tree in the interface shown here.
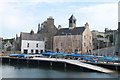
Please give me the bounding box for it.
[105,34,113,43]
[109,34,113,43]
[97,35,104,38]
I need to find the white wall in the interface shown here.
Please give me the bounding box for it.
[21,40,45,54]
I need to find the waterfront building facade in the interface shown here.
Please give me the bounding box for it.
[92,28,117,50]
[37,16,58,51]
[2,38,15,51]
[104,28,117,46]
[20,30,45,54]
[14,16,58,52]
[92,30,109,50]
[53,15,92,53]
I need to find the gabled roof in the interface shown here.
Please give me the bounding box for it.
[55,27,85,36]
[20,32,44,41]
[69,14,76,20]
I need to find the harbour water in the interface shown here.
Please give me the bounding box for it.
[0,62,119,78]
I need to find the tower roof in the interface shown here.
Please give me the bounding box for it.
[30,29,34,35]
[69,14,76,20]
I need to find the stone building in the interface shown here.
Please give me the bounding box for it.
[37,16,58,51]
[104,28,117,46]
[92,30,109,50]
[2,38,15,51]
[14,16,58,52]
[92,28,117,50]
[53,15,92,53]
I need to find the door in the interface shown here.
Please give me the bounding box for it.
[24,49,28,54]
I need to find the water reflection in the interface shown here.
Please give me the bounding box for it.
[1,62,119,78]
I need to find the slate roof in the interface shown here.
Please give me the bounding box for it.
[20,32,44,41]
[55,27,85,36]
[69,14,76,20]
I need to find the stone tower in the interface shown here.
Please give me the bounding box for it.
[69,14,76,29]
[37,16,58,51]
[47,16,54,27]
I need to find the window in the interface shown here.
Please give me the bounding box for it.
[84,36,86,39]
[90,43,91,46]
[35,50,39,54]
[84,43,86,46]
[61,43,62,46]
[74,20,76,23]
[24,49,28,54]
[36,43,38,47]
[31,49,34,53]
[40,50,43,53]
[69,20,72,23]
[27,43,29,47]
[90,36,92,40]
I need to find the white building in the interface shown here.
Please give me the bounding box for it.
[20,30,45,54]
[21,40,44,54]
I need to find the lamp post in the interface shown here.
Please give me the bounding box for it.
[97,40,100,56]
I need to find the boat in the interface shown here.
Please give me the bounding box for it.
[9,54,25,58]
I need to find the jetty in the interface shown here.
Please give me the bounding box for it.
[1,56,116,73]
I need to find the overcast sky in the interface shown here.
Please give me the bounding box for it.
[0,0,119,39]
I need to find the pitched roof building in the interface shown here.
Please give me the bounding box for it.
[53,15,92,53]
[20,30,45,54]
[14,16,58,52]
[37,16,58,51]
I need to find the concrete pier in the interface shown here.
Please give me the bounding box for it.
[1,56,116,73]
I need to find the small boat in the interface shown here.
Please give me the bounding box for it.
[24,54,43,58]
[9,54,25,58]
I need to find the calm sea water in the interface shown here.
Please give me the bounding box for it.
[0,62,119,78]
